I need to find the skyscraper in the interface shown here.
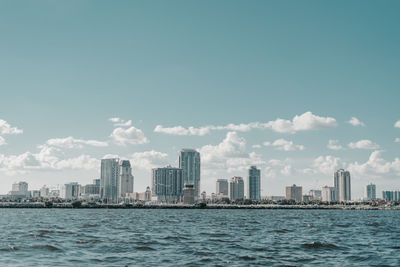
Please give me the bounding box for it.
[60,182,80,199]
[100,158,120,203]
[216,179,228,196]
[152,166,184,202]
[119,160,134,197]
[179,149,200,199]
[365,183,376,200]
[334,169,351,202]
[229,176,244,200]
[322,186,336,202]
[285,184,302,202]
[248,166,261,200]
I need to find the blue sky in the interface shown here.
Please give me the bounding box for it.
[0,0,399,198]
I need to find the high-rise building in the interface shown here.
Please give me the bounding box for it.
[216,179,229,196]
[285,184,302,202]
[10,181,29,197]
[322,186,337,202]
[334,169,351,202]
[229,176,244,200]
[119,160,134,197]
[365,183,376,200]
[100,158,120,203]
[248,166,261,200]
[60,182,80,199]
[382,190,400,201]
[152,166,184,202]
[179,149,200,199]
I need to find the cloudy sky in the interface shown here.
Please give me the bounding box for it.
[0,1,399,198]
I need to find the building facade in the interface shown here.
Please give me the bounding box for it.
[229,176,244,201]
[322,186,337,202]
[100,158,120,203]
[179,149,201,199]
[334,169,351,202]
[152,166,184,202]
[216,179,229,196]
[183,184,195,204]
[119,160,134,197]
[382,191,400,201]
[365,183,376,200]
[309,189,322,200]
[60,182,80,200]
[248,166,261,200]
[285,184,302,202]
[10,181,29,197]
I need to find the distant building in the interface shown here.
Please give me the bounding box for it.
[303,195,313,202]
[60,182,80,200]
[322,186,336,202]
[183,184,195,204]
[152,166,184,202]
[179,149,201,199]
[285,184,302,202]
[216,179,229,196]
[100,158,120,203]
[334,169,351,202]
[248,166,261,200]
[40,186,49,198]
[229,176,244,201]
[119,160,134,197]
[31,190,40,198]
[364,183,376,200]
[81,179,100,199]
[309,190,322,200]
[10,181,29,197]
[382,191,400,201]
[265,196,286,201]
[93,179,100,186]
[201,191,207,201]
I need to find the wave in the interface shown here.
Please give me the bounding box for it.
[301,242,339,250]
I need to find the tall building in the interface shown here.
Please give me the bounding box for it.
[285,184,302,202]
[119,160,134,197]
[229,176,244,200]
[10,181,29,197]
[334,169,351,202]
[248,166,261,200]
[179,149,200,199]
[152,166,184,202]
[365,183,376,200]
[60,182,80,199]
[216,179,229,196]
[100,158,120,203]
[322,186,336,202]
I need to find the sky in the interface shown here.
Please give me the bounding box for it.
[0,0,399,199]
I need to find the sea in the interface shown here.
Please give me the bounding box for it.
[0,209,399,266]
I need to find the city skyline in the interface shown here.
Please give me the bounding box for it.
[0,1,400,198]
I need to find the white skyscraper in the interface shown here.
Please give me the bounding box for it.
[322,186,337,202]
[248,166,261,200]
[119,160,134,197]
[365,183,376,200]
[229,176,244,200]
[334,169,351,202]
[100,158,120,203]
[179,149,200,199]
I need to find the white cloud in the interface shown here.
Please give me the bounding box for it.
[348,117,365,127]
[263,159,293,178]
[0,136,6,146]
[252,144,261,149]
[109,117,132,127]
[154,111,338,136]
[348,151,400,177]
[395,120,400,128]
[263,138,305,151]
[130,150,169,170]
[110,127,149,145]
[395,138,400,143]
[0,119,23,135]
[313,155,341,175]
[45,136,108,149]
[348,139,380,150]
[327,139,343,150]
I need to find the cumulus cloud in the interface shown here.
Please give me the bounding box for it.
[110,127,149,145]
[348,140,380,150]
[263,138,305,151]
[313,155,341,175]
[348,117,365,127]
[154,111,337,136]
[327,139,343,150]
[0,119,23,135]
[263,159,293,178]
[395,120,400,128]
[252,144,261,149]
[130,150,169,170]
[45,136,108,149]
[109,117,132,127]
[395,138,400,143]
[0,136,6,146]
[348,151,400,177]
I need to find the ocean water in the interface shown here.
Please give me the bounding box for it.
[0,209,399,266]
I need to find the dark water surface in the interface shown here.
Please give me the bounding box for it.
[0,209,399,266]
